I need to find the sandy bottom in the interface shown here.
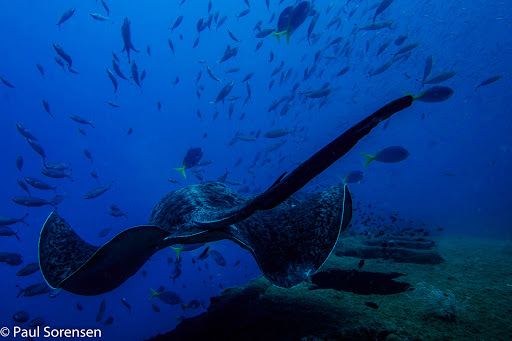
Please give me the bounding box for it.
[149,235,512,341]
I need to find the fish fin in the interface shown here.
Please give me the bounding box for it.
[270,31,287,43]
[16,285,24,298]
[403,91,417,100]
[173,167,186,179]
[170,245,183,260]
[21,213,29,226]
[237,184,352,288]
[149,288,161,300]
[181,302,188,312]
[38,212,170,295]
[361,152,375,167]
[338,175,348,184]
[14,229,20,241]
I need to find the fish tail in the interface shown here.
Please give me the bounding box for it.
[149,288,160,300]
[16,285,24,298]
[403,91,418,101]
[173,167,186,179]
[49,195,61,208]
[170,245,183,260]
[361,152,375,167]
[270,31,286,43]
[21,213,29,226]
[181,302,188,313]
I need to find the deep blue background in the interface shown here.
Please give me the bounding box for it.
[0,0,511,339]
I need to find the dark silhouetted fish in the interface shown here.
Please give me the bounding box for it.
[1,76,15,88]
[361,146,410,167]
[476,74,503,88]
[13,311,29,323]
[412,86,454,102]
[271,1,311,43]
[0,214,28,227]
[211,81,234,103]
[52,44,72,69]
[0,227,20,239]
[121,18,139,63]
[70,115,95,127]
[25,177,57,192]
[343,171,364,184]
[16,123,37,140]
[209,249,226,266]
[26,138,45,163]
[171,15,183,33]
[121,298,131,312]
[174,148,203,178]
[36,63,45,79]
[106,68,117,92]
[42,99,54,118]
[131,60,141,88]
[149,289,183,305]
[101,0,110,15]
[423,71,457,85]
[374,0,394,22]
[228,29,241,42]
[421,55,433,88]
[83,182,113,199]
[17,283,50,297]
[16,156,23,171]
[56,7,75,30]
[15,263,39,276]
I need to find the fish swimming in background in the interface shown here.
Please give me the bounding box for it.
[131,60,141,88]
[271,1,311,44]
[209,249,226,266]
[52,44,72,69]
[70,115,95,127]
[106,69,118,93]
[476,74,503,88]
[121,18,139,63]
[211,81,234,104]
[361,146,410,167]
[411,86,454,102]
[41,99,54,119]
[35,63,45,79]
[16,263,40,276]
[16,123,37,140]
[342,171,364,184]
[83,181,113,199]
[0,215,28,227]
[101,0,110,15]
[1,76,15,88]
[423,71,457,85]
[26,138,45,163]
[12,196,59,208]
[174,148,203,178]
[170,15,183,33]
[56,7,75,30]
[0,227,20,240]
[149,289,183,305]
[374,0,394,22]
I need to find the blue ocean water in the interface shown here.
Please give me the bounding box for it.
[0,0,510,340]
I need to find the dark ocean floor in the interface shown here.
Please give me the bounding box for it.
[148,235,512,341]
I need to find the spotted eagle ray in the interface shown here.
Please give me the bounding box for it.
[38,95,414,296]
